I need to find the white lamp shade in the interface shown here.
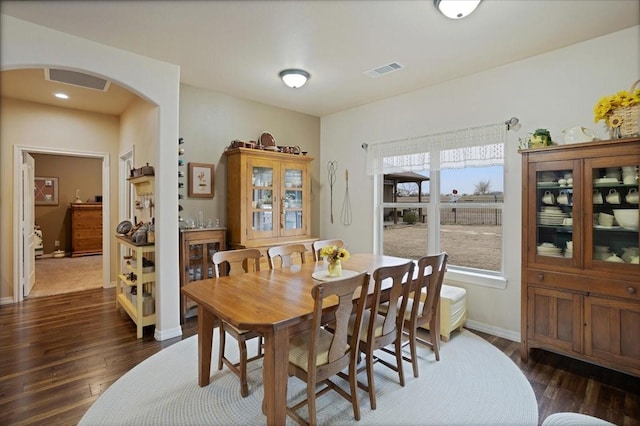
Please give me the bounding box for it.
[435,0,481,19]
[279,69,310,88]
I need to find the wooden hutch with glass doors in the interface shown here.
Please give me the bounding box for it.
[225,147,317,268]
[520,137,639,378]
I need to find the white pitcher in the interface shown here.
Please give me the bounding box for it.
[563,126,596,144]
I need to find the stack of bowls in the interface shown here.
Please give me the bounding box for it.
[537,243,563,257]
[622,166,638,185]
[613,209,639,230]
[593,245,612,260]
[605,167,621,181]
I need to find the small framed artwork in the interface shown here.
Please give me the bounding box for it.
[188,162,214,198]
[34,177,59,205]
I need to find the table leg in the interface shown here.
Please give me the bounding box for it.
[197,305,216,387]
[261,327,289,425]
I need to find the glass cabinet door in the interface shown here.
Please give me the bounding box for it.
[530,160,578,265]
[187,240,222,281]
[280,164,307,237]
[586,158,639,268]
[250,164,277,239]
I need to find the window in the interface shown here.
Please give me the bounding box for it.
[370,123,506,285]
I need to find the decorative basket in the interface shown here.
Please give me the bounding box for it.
[608,80,640,138]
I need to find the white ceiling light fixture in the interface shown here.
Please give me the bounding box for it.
[279,69,310,89]
[54,93,69,99]
[434,0,482,19]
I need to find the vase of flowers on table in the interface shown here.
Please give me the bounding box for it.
[319,245,350,277]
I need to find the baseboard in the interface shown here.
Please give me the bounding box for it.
[464,319,521,343]
[0,296,16,305]
[154,326,183,341]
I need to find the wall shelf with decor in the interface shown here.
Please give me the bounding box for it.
[520,137,639,378]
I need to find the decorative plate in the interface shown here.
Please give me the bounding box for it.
[259,132,276,147]
[116,220,133,235]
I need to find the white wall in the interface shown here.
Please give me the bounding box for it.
[1,14,182,341]
[320,26,640,340]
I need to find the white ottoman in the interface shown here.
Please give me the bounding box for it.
[421,284,467,341]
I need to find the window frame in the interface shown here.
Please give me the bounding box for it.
[374,150,507,290]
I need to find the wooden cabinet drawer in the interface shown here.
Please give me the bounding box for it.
[527,269,640,301]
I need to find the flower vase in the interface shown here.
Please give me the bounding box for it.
[327,260,342,277]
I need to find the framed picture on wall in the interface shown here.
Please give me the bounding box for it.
[34,177,59,205]
[188,163,214,198]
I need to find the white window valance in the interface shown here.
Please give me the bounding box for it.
[365,122,507,174]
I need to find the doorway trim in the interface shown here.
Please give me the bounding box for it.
[13,144,110,303]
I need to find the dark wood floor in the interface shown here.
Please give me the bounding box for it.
[1,288,638,425]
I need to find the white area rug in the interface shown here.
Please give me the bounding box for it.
[80,329,538,425]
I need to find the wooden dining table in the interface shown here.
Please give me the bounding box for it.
[180,253,412,425]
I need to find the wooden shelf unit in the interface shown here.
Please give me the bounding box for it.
[116,236,156,338]
[520,137,640,377]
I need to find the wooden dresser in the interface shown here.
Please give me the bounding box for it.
[71,203,102,257]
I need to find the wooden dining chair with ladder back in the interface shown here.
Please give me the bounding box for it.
[211,248,263,397]
[312,239,345,262]
[380,252,448,378]
[267,243,307,269]
[342,260,415,410]
[287,272,370,426]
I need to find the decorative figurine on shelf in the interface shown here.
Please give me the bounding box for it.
[529,128,554,148]
[74,189,83,203]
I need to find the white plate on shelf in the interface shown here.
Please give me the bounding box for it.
[311,269,361,282]
[594,178,620,184]
[594,225,619,229]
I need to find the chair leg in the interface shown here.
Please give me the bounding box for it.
[218,324,226,370]
[409,326,419,378]
[349,359,361,421]
[431,316,441,361]
[307,380,317,426]
[239,338,249,397]
[395,334,405,387]
[365,349,376,410]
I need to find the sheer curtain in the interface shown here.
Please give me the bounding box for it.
[365,122,507,174]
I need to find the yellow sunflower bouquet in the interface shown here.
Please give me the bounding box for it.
[593,82,640,138]
[319,245,350,263]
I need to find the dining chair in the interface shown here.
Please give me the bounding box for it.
[345,260,415,410]
[312,239,345,262]
[287,272,370,426]
[381,252,448,378]
[211,248,263,397]
[267,243,307,269]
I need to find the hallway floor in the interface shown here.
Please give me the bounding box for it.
[31,254,103,297]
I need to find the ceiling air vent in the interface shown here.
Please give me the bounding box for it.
[363,62,404,78]
[45,69,111,92]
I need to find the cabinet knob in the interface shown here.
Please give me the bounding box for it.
[628,287,637,295]
[537,273,544,281]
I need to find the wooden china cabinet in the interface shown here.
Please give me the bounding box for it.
[520,137,640,378]
[225,147,317,268]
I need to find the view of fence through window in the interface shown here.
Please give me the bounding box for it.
[382,165,503,272]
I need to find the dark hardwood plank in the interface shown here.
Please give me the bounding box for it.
[1,288,638,425]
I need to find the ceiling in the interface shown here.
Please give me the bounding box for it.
[1,1,639,117]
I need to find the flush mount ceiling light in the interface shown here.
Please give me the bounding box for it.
[279,69,310,88]
[54,93,69,99]
[434,0,482,19]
